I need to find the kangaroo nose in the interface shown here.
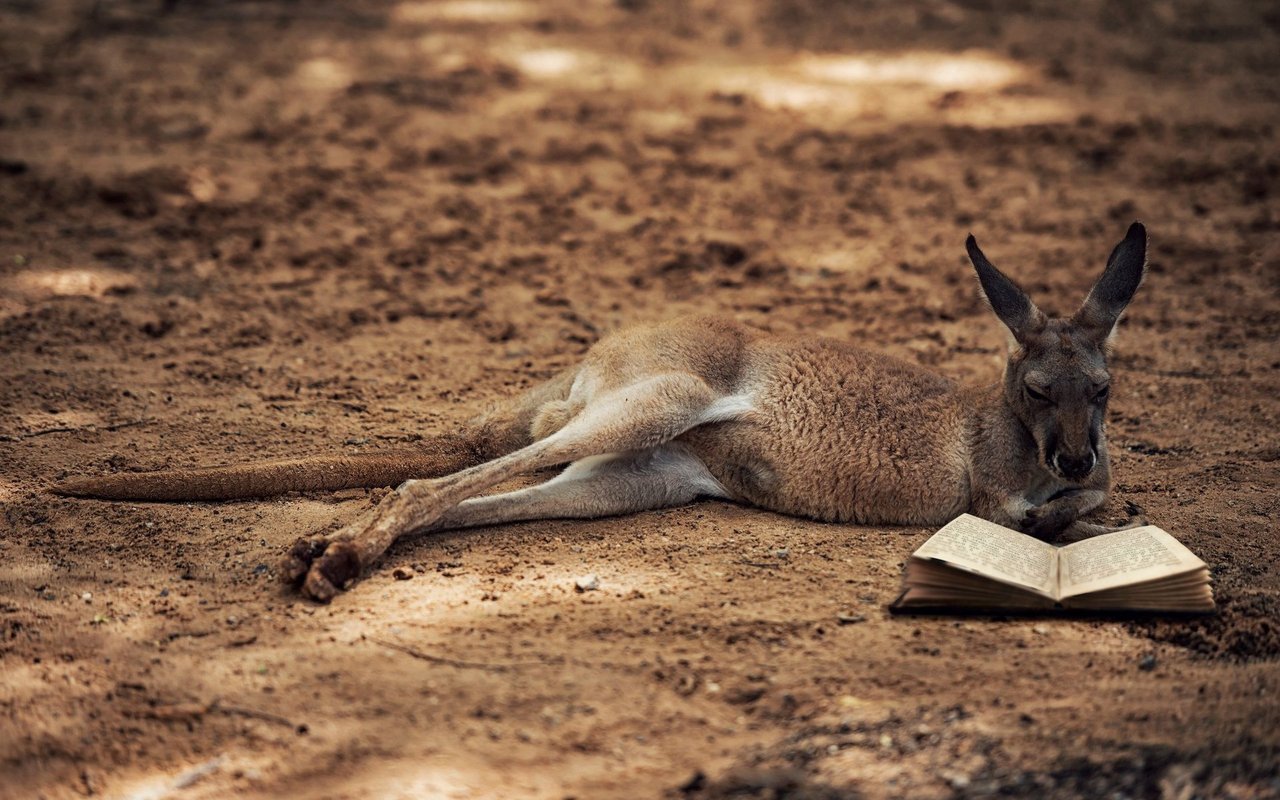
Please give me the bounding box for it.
[1055,450,1096,480]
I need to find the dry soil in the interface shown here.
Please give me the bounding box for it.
[1,1,1278,798]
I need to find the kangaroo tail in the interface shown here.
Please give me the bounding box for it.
[50,435,482,502]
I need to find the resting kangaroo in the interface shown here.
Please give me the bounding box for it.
[55,223,1149,602]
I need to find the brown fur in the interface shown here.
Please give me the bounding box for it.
[53,440,480,502]
[54,224,1150,602]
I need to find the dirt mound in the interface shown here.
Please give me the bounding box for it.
[1135,590,1280,662]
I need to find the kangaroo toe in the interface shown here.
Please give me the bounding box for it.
[280,536,331,586]
[300,540,363,603]
[1123,500,1148,526]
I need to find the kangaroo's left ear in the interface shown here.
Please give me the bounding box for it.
[1074,221,1147,344]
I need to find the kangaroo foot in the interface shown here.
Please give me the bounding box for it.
[281,536,362,602]
[291,481,447,601]
[280,536,331,586]
[300,539,362,603]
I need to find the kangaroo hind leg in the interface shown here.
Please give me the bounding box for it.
[291,371,726,601]
[428,443,726,532]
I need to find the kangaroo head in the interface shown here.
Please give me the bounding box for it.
[965,223,1147,483]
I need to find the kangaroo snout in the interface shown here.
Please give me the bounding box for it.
[1052,449,1097,481]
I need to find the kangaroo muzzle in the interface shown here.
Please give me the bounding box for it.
[1053,448,1096,481]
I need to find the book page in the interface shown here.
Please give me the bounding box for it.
[1063,569,1214,612]
[1059,526,1206,598]
[912,514,1058,597]
[902,560,1057,607]
[894,585,1056,611]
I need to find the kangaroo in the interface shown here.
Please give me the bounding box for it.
[55,223,1149,602]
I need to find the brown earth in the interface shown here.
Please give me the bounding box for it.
[2,1,1278,798]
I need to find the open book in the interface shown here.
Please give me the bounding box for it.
[891,514,1214,614]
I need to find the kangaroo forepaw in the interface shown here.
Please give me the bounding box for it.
[1022,505,1071,540]
[1123,500,1148,526]
[281,536,331,586]
[300,540,363,603]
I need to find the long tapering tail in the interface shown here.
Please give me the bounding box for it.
[50,435,483,502]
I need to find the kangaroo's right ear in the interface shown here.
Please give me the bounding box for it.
[966,234,1046,344]
[1073,222,1147,343]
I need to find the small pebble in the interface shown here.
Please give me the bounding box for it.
[392,567,414,581]
[574,574,599,592]
[81,592,93,603]
[836,612,866,625]
[1138,653,1158,671]
[1032,625,1049,635]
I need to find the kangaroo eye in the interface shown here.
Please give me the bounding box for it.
[1025,386,1051,403]
[1094,385,1110,403]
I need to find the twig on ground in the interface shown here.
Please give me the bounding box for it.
[212,700,301,730]
[171,756,224,790]
[0,418,150,442]
[136,697,304,732]
[369,636,559,672]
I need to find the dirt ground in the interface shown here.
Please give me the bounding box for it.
[1,1,1278,798]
